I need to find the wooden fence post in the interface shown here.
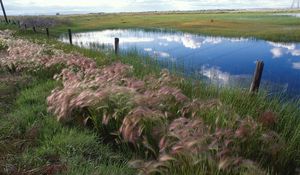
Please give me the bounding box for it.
[24,24,27,30]
[68,29,72,45]
[114,38,119,55]
[250,60,264,93]
[0,0,8,24]
[46,28,49,38]
[33,26,36,33]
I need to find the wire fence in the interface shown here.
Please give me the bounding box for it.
[0,18,265,93]
[3,15,299,98]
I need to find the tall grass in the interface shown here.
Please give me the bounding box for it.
[1,25,300,174]
[0,68,135,174]
[0,29,135,174]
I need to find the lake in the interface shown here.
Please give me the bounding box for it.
[59,29,300,96]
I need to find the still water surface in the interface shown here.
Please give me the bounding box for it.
[59,29,300,96]
[275,13,300,18]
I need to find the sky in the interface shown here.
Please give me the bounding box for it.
[3,0,293,15]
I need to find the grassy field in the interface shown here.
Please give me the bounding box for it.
[0,36,135,174]
[19,10,300,42]
[1,9,300,174]
[1,77,135,175]
[0,22,299,174]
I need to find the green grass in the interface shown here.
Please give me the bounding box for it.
[0,69,135,175]
[1,22,300,174]
[0,75,18,115]
[7,10,300,42]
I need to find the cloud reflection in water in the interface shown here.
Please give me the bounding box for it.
[59,29,300,95]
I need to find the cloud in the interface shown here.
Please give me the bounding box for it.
[291,49,300,56]
[268,42,300,58]
[147,50,176,62]
[144,48,153,52]
[159,34,247,49]
[268,42,296,50]
[292,62,300,70]
[4,0,292,15]
[270,48,283,58]
[63,29,154,46]
[201,66,230,84]
[159,34,204,49]
[153,51,170,58]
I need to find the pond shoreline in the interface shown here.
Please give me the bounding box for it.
[59,28,300,96]
[1,27,300,175]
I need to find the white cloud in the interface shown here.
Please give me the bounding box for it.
[159,34,246,49]
[291,49,300,56]
[153,51,170,58]
[159,34,202,49]
[268,42,296,50]
[201,66,230,84]
[268,42,300,58]
[63,29,155,46]
[144,48,153,52]
[292,62,300,70]
[4,0,292,15]
[270,48,283,58]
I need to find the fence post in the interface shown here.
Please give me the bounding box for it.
[24,24,27,30]
[33,26,36,33]
[68,29,72,45]
[46,28,49,38]
[0,0,8,24]
[250,60,264,93]
[114,38,119,55]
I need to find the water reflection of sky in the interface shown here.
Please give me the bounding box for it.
[59,29,300,96]
[274,13,300,18]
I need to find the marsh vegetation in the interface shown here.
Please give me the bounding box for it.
[1,10,300,174]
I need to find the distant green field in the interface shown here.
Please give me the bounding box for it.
[46,10,300,42]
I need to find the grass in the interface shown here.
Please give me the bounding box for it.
[0,68,135,174]
[7,10,300,42]
[1,19,300,174]
[0,73,23,115]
